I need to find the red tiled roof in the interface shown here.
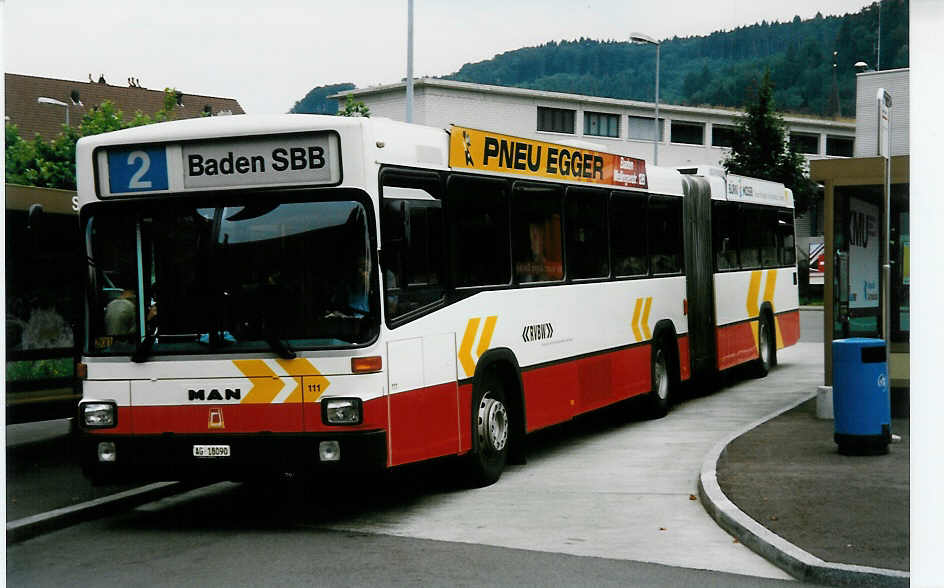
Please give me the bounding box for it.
[5,73,246,141]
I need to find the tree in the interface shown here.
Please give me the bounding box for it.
[337,95,370,117]
[5,88,181,190]
[722,69,817,213]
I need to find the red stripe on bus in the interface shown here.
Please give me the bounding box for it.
[715,321,758,370]
[524,345,651,432]
[777,310,801,348]
[388,382,460,467]
[678,335,691,381]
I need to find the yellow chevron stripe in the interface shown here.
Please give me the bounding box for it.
[631,298,644,342]
[746,270,763,348]
[458,318,481,378]
[276,358,331,402]
[233,360,284,404]
[746,270,762,317]
[476,316,498,358]
[641,297,652,340]
[762,269,777,305]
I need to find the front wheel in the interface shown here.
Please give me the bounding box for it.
[466,375,509,487]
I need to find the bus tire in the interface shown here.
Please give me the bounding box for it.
[753,314,775,377]
[647,337,672,418]
[466,371,509,487]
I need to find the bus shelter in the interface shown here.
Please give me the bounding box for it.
[810,155,909,414]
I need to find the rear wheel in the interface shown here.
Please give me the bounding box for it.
[647,339,672,418]
[467,374,509,487]
[753,315,774,377]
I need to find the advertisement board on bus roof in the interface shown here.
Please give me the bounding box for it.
[448,125,649,190]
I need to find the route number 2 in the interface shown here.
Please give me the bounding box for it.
[106,145,168,194]
[127,150,152,189]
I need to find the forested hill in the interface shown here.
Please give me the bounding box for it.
[291,1,907,117]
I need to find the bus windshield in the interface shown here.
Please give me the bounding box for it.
[85,193,378,358]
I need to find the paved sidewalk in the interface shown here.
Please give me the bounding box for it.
[704,397,909,586]
[718,399,908,571]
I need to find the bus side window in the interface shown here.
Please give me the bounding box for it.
[739,206,762,268]
[447,175,510,288]
[778,210,796,266]
[713,201,739,270]
[512,182,563,284]
[760,209,779,267]
[648,196,683,275]
[565,187,609,279]
[380,171,444,320]
[610,192,647,277]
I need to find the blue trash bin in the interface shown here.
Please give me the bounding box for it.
[832,338,891,455]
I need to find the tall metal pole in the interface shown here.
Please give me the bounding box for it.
[654,42,660,166]
[631,34,661,165]
[406,0,414,123]
[876,0,882,71]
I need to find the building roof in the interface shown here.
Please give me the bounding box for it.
[332,77,856,131]
[5,73,246,141]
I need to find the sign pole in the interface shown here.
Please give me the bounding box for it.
[877,88,892,363]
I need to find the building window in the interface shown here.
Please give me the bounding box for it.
[711,125,736,148]
[671,121,704,145]
[537,107,575,134]
[627,116,664,141]
[584,112,620,138]
[826,136,854,157]
[790,132,820,154]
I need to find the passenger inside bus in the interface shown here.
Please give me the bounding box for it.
[326,255,370,318]
[104,289,137,336]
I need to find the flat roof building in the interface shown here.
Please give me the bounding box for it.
[332,78,856,169]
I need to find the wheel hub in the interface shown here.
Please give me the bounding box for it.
[477,395,508,453]
[655,351,668,400]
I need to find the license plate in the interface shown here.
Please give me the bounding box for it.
[193,444,230,458]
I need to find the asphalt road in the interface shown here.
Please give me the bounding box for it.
[7,341,826,585]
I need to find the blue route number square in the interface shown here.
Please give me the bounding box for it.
[107,147,169,194]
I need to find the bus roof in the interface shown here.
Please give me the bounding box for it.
[75,114,719,206]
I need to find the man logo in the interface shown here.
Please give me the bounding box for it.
[208,408,225,429]
[188,388,241,401]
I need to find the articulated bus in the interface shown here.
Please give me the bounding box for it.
[74,115,799,485]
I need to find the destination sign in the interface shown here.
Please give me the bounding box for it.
[181,133,340,190]
[99,132,340,196]
[449,126,648,189]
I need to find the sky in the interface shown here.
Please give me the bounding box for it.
[2,0,876,115]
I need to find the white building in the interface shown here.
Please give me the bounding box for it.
[331,78,856,169]
[853,67,909,158]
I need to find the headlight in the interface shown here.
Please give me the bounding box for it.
[322,398,362,425]
[81,402,117,428]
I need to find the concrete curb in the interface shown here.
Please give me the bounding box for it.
[697,391,910,587]
[6,481,188,544]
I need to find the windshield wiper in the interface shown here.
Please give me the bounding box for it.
[132,330,158,363]
[265,334,296,360]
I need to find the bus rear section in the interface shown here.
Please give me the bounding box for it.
[681,169,801,377]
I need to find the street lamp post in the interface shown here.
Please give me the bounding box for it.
[406,0,414,123]
[630,33,661,165]
[37,96,70,128]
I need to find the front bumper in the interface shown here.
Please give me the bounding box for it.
[81,430,387,484]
